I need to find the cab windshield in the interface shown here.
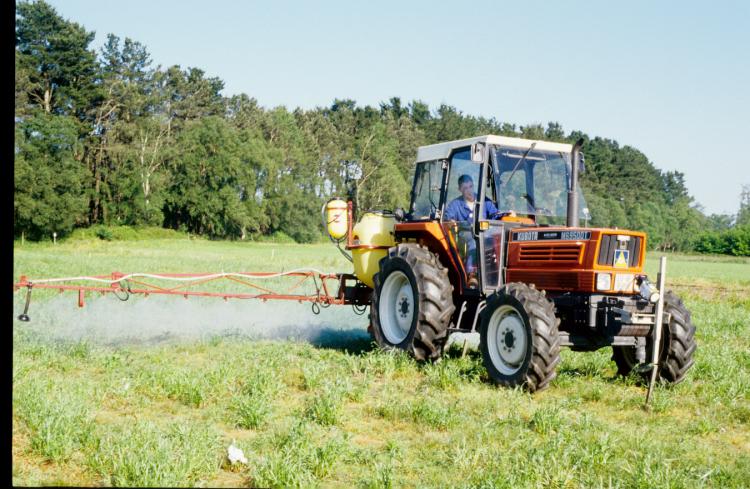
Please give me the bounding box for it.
[491,144,590,225]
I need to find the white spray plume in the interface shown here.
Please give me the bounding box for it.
[13,293,371,349]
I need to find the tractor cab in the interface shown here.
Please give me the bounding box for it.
[406,135,590,294]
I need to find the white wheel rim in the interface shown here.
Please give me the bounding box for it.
[379,271,414,344]
[487,305,528,375]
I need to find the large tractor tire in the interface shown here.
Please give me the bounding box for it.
[612,290,696,384]
[479,283,561,392]
[371,243,455,361]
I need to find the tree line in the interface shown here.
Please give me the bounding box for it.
[14,1,750,255]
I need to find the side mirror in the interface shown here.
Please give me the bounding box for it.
[471,142,485,162]
[579,152,586,174]
[394,207,405,222]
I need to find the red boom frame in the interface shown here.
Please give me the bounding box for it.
[14,270,369,321]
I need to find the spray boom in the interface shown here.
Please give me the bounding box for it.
[14,269,371,322]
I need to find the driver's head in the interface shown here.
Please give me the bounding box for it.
[458,174,475,202]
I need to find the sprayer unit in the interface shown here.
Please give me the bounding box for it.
[14,134,695,405]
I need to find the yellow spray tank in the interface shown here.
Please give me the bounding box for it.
[323,199,349,240]
[350,211,396,288]
[323,198,396,289]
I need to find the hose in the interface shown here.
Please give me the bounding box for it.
[22,268,337,286]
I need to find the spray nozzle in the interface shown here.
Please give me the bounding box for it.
[17,285,33,322]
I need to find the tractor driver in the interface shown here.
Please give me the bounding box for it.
[444,174,499,222]
[444,174,500,287]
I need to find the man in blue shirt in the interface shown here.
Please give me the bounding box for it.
[444,174,499,222]
[444,174,501,287]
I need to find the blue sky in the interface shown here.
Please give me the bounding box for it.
[46,0,749,216]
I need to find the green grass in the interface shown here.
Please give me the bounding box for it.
[12,238,750,487]
[14,378,96,463]
[644,251,750,287]
[86,420,223,487]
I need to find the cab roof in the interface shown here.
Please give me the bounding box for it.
[415,135,573,163]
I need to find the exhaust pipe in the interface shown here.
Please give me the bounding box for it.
[567,138,584,228]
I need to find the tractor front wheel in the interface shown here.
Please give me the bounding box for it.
[371,243,455,361]
[612,290,696,384]
[479,283,561,392]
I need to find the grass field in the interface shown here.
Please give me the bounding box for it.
[12,238,750,487]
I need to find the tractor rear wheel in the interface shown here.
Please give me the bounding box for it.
[612,290,696,384]
[371,243,455,361]
[479,283,561,392]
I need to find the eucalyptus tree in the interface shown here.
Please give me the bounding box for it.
[15,0,100,121]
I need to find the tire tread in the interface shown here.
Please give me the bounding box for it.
[481,282,561,392]
[371,243,455,361]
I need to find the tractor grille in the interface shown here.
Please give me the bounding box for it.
[519,244,582,263]
[597,234,641,268]
[506,271,595,291]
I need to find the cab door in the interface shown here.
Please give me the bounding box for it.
[477,220,505,294]
[473,142,505,294]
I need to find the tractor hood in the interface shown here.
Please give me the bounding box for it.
[505,227,647,294]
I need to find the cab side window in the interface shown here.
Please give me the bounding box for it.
[445,148,479,207]
[411,160,443,220]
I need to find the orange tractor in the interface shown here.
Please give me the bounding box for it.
[15,135,696,395]
[327,135,696,392]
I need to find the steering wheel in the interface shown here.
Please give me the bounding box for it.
[491,211,516,220]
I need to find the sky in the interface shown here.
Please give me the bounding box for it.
[45,0,749,216]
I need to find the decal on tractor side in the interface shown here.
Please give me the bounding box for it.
[513,230,591,241]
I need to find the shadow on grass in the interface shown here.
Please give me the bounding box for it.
[443,346,482,361]
[306,327,375,354]
[210,324,375,355]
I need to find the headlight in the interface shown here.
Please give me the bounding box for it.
[614,273,635,292]
[596,273,612,291]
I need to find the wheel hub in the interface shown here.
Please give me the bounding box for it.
[486,305,528,375]
[379,271,415,344]
[398,296,410,318]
